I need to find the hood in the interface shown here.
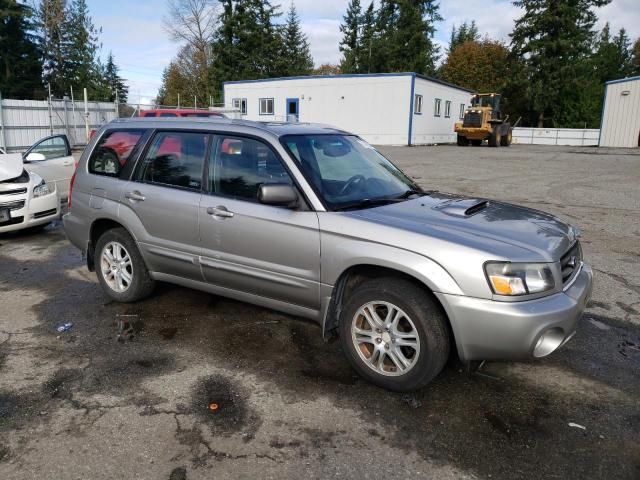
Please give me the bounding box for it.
[0,154,24,181]
[350,193,578,261]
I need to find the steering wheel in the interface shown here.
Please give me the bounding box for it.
[338,174,366,196]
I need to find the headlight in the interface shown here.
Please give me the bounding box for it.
[485,262,555,296]
[33,179,51,198]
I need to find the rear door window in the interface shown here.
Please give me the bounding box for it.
[88,129,146,177]
[136,131,209,191]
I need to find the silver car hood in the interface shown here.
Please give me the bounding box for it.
[350,193,578,261]
[0,154,24,181]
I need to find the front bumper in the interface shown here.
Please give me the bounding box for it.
[436,264,593,361]
[454,126,490,140]
[0,189,59,233]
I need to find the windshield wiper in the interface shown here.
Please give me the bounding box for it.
[333,197,403,211]
[396,188,427,199]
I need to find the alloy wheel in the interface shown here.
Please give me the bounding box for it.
[351,301,421,376]
[100,241,134,293]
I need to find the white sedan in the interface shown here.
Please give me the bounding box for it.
[0,135,75,233]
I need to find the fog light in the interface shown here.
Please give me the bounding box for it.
[533,328,565,358]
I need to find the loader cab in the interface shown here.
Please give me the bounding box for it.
[471,93,502,120]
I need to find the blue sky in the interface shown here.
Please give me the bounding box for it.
[87,0,640,104]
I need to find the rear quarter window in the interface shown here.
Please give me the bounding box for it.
[88,129,146,178]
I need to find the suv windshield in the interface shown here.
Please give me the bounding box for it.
[282,135,421,210]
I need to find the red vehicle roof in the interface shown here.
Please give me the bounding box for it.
[140,109,225,118]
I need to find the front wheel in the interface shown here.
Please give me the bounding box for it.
[488,130,501,147]
[95,227,155,302]
[339,278,451,391]
[500,130,512,146]
[457,135,469,146]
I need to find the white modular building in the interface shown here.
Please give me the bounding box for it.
[599,76,640,148]
[223,73,472,146]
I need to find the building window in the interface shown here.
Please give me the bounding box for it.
[414,94,423,114]
[232,98,247,115]
[434,98,441,117]
[445,100,451,118]
[259,98,274,115]
[459,104,465,120]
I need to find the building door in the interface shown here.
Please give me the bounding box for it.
[286,98,299,123]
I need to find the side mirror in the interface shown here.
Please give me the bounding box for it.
[257,183,298,207]
[25,152,46,162]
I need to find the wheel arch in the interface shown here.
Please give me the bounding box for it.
[322,263,460,359]
[87,218,137,271]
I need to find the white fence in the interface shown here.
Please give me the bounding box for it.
[0,97,118,153]
[513,127,600,146]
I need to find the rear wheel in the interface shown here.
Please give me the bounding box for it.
[471,139,483,146]
[339,277,450,391]
[95,227,155,302]
[488,130,501,147]
[457,135,469,146]
[500,129,512,146]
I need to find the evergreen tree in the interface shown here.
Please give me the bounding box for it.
[389,0,442,75]
[157,61,189,106]
[36,0,67,95]
[356,0,441,75]
[632,38,640,75]
[210,0,285,96]
[65,0,102,97]
[448,21,479,52]
[210,0,235,100]
[369,0,398,72]
[0,0,44,99]
[356,2,375,73]
[280,3,313,76]
[102,52,128,103]
[339,0,361,73]
[510,0,611,128]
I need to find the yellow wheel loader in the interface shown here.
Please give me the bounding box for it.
[455,93,513,147]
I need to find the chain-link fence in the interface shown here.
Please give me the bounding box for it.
[0,93,118,153]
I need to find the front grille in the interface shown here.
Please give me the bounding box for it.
[0,199,26,211]
[0,187,27,196]
[560,241,582,284]
[463,112,482,128]
[33,208,57,219]
[0,216,23,226]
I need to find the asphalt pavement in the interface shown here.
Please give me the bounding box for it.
[1,144,638,479]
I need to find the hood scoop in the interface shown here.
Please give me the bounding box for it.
[432,198,489,218]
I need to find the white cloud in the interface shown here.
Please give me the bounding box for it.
[437,0,522,45]
[302,19,343,66]
[596,0,640,39]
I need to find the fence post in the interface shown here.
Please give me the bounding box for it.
[62,95,70,140]
[70,86,79,145]
[83,88,89,142]
[47,84,54,136]
[0,92,6,153]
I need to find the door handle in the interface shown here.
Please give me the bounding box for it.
[63,161,73,166]
[206,206,234,218]
[125,191,146,202]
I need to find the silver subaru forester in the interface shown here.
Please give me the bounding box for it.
[63,118,593,391]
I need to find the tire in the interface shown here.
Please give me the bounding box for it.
[500,129,512,146]
[488,130,501,147]
[339,277,451,392]
[471,139,483,146]
[95,227,155,302]
[456,135,469,146]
